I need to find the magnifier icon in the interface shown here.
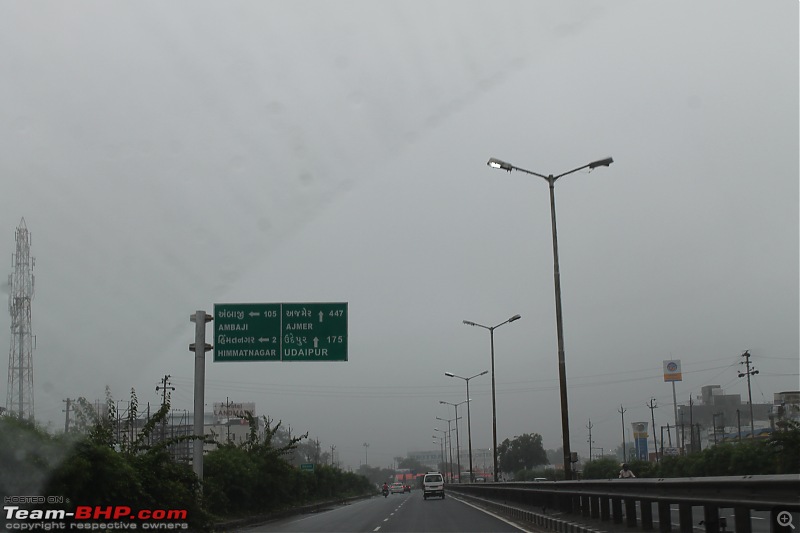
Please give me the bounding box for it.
[778,511,795,530]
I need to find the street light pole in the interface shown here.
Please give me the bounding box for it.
[463,315,520,481]
[433,435,445,473]
[441,399,469,483]
[446,370,488,482]
[436,416,460,482]
[487,155,613,480]
[434,428,447,477]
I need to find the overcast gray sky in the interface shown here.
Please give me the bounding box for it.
[1,1,797,471]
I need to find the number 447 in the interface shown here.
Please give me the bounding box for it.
[328,310,344,317]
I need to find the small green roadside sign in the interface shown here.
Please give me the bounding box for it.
[213,303,347,362]
[300,463,315,472]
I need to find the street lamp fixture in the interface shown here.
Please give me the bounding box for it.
[445,370,488,482]
[486,155,613,480]
[462,314,521,481]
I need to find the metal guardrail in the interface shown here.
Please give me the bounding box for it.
[448,475,799,533]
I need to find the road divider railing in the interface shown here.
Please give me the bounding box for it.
[447,474,800,533]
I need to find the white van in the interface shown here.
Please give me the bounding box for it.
[423,472,444,500]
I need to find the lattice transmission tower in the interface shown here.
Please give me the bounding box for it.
[6,218,35,420]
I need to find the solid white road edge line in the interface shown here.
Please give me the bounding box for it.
[451,495,533,533]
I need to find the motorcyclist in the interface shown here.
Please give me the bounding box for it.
[618,463,636,478]
[382,482,389,495]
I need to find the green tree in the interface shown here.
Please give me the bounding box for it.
[767,418,800,474]
[396,456,430,475]
[497,433,548,475]
[0,416,70,498]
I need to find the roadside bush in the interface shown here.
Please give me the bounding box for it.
[581,458,620,479]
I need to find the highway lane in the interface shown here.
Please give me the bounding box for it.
[235,491,530,532]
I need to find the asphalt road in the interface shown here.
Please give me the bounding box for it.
[234,491,530,533]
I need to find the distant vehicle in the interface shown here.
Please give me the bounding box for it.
[474,476,486,482]
[403,484,411,493]
[390,482,405,494]
[533,477,547,482]
[423,472,444,500]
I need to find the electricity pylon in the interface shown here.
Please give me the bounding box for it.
[6,218,35,420]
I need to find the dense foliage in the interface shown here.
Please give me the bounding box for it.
[202,413,372,518]
[580,419,800,479]
[1,388,373,531]
[497,433,549,475]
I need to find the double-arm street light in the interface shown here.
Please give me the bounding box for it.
[462,315,521,481]
[433,428,448,478]
[440,399,469,483]
[436,416,461,482]
[445,370,488,482]
[486,155,613,479]
[432,435,445,475]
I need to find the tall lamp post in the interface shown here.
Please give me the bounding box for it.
[487,155,613,479]
[445,370,488,482]
[433,435,445,473]
[436,416,460,482]
[463,314,521,481]
[440,399,469,483]
[434,427,448,479]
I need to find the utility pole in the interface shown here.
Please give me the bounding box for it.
[156,375,174,443]
[738,350,758,438]
[226,397,231,443]
[363,442,369,466]
[330,445,336,467]
[647,398,659,462]
[586,419,594,461]
[737,409,742,442]
[618,405,627,461]
[688,396,694,453]
[63,398,72,433]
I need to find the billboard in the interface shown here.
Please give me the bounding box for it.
[663,359,682,382]
[632,421,649,460]
[213,401,256,419]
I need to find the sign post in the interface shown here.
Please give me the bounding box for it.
[190,310,213,484]
[663,360,682,452]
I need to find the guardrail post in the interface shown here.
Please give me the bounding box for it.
[600,496,610,521]
[703,505,720,533]
[657,501,671,532]
[590,496,600,519]
[733,506,751,533]
[640,500,653,530]
[679,503,693,533]
[582,496,591,517]
[625,499,638,527]
[612,498,624,524]
[557,494,572,513]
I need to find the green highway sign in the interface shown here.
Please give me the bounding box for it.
[300,463,315,471]
[213,302,347,362]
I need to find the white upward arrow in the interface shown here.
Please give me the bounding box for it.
[313,337,319,348]
[319,311,324,322]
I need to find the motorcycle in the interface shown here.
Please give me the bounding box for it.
[382,487,389,498]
